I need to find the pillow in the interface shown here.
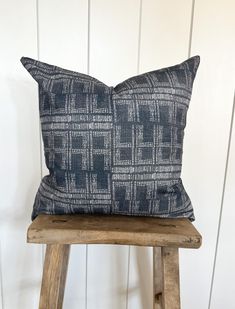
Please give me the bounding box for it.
[21,55,200,221]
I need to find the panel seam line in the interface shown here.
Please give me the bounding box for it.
[208,90,235,308]
[188,0,195,58]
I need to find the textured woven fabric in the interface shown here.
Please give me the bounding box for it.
[21,55,200,221]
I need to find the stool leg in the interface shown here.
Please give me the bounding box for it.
[39,244,70,309]
[153,247,163,309]
[153,247,180,309]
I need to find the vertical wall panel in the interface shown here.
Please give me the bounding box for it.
[0,0,42,308]
[209,94,235,308]
[139,0,192,71]
[89,0,140,86]
[180,0,235,308]
[87,1,140,309]
[38,0,88,72]
[38,0,89,307]
[127,1,193,308]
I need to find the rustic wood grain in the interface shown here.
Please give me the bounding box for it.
[39,244,70,309]
[153,247,163,309]
[161,247,180,309]
[27,214,202,248]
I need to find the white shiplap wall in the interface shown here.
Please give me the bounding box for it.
[180,0,235,308]
[0,0,235,308]
[0,0,42,308]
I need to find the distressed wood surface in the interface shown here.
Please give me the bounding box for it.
[154,247,182,309]
[153,247,163,309]
[161,247,180,309]
[39,244,70,309]
[153,247,181,309]
[27,214,201,248]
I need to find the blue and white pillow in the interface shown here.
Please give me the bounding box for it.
[21,55,200,221]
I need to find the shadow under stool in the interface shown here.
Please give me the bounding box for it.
[27,214,202,309]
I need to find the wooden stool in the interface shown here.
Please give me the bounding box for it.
[27,214,202,309]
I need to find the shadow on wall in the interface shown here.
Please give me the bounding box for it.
[133,246,153,309]
[117,246,153,309]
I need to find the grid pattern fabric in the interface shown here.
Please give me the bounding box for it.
[21,55,200,221]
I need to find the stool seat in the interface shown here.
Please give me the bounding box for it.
[27,214,201,248]
[27,214,202,309]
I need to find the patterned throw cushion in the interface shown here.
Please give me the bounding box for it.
[21,55,200,221]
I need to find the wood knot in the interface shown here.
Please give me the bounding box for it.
[51,219,68,223]
[158,223,177,228]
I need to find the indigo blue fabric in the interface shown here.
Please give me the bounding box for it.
[21,56,200,221]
